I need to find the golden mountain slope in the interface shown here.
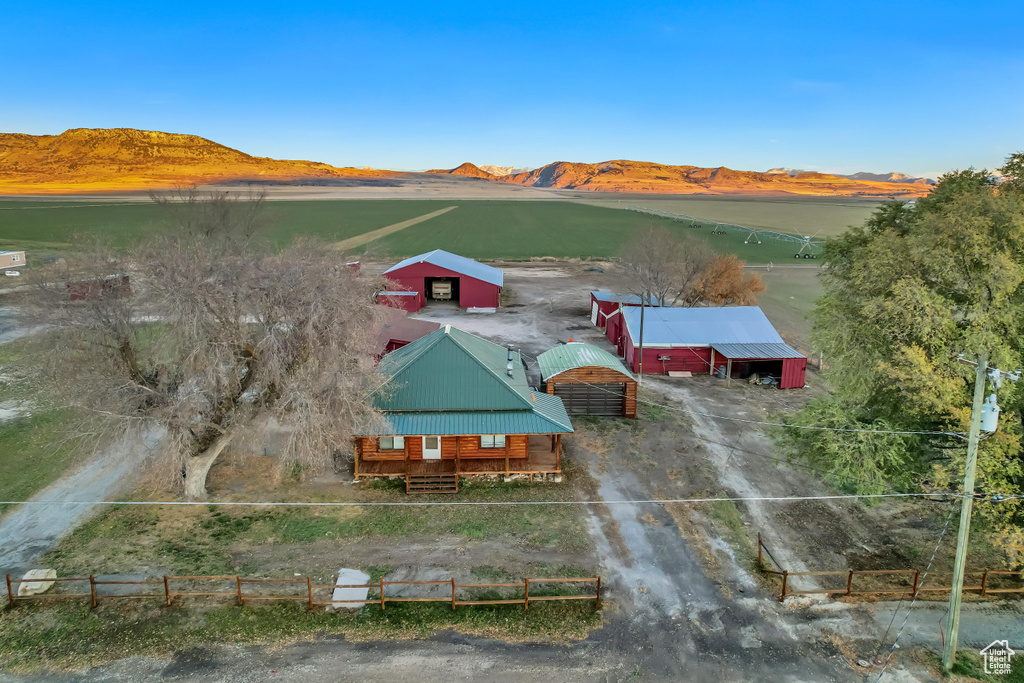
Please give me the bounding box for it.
[0,128,395,194]
[424,162,496,179]
[497,160,930,197]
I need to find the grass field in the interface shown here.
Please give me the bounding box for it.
[0,197,875,263]
[578,194,883,238]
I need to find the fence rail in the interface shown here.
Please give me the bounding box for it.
[756,532,1024,602]
[5,572,601,612]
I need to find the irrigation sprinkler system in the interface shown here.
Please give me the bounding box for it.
[626,205,825,259]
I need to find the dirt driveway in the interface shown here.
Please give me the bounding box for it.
[2,262,1014,682]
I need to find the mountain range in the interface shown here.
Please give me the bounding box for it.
[0,128,931,197]
[766,168,935,185]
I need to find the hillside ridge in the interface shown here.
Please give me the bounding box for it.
[0,128,396,194]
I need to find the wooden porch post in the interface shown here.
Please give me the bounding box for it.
[403,438,410,473]
[353,440,360,479]
[455,438,461,475]
[726,358,733,387]
[556,434,562,472]
[709,348,715,376]
[504,437,510,476]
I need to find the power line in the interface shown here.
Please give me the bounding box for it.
[0,493,963,508]
[522,351,966,440]
[874,499,959,682]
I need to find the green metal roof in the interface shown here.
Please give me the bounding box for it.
[379,393,573,435]
[537,343,636,382]
[361,326,574,436]
[375,325,533,412]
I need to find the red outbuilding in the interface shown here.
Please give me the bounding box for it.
[381,249,503,313]
[620,305,807,389]
[589,291,662,355]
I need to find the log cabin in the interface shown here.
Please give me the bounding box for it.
[353,325,573,493]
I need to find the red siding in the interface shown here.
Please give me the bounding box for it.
[385,262,501,309]
[377,291,423,312]
[623,334,713,375]
[780,358,807,389]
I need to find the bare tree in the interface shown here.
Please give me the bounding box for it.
[617,226,716,305]
[25,191,386,500]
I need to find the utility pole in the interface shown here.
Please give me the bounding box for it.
[942,353,989,671]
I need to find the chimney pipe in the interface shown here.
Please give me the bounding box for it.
[507,344,515,377]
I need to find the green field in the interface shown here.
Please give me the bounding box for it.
[0,198,871,263]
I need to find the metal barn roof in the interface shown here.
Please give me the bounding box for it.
[385,249,503,287]
[590,291,662,306]
[711,342,805,360]
[621,306,786,347]
[537,343,636,381]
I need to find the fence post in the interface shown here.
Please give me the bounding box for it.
[524,578,529,611]
[379,576,385,611]
[595,577,602,610]
[163,575,170,606]
[780,571,788,602]
[307,577,313,611]
[911,570,920,598]
[846,570,853,597]
[236,576,243,606]
[757,533,763,568]
[980,570,989,597]
[5,574,13,607]
[451,577,456,611]
[89,574,97,608]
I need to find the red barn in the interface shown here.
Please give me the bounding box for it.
[382,249,502,313]
[620,306,807,389]
[589,292,662,354]
[373,307,441,359]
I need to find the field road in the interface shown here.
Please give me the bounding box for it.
[330,205,458,251]
[0,428,162,577]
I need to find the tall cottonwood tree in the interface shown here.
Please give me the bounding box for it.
[27,190,386,500]
[781,156,1024,566]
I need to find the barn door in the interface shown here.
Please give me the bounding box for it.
[554,383,626,417]
[591,301,599,326]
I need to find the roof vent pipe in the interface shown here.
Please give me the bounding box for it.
[507,344,515,377]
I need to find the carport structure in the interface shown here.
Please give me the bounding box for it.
[382,249,503,312]
[620,306,807,388]
[538,342,637,418]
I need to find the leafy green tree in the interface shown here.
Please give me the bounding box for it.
[780,160,1024,566]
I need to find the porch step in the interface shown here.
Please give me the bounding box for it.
[406,474,459,494]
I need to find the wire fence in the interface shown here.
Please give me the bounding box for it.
[5,572,601,612]
[756,533,1024,602]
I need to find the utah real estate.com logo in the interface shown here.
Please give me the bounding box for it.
[980,640,1016,676]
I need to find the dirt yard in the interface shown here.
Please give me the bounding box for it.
[3,261,1020,682]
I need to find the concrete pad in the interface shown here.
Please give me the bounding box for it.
[329,568,370,610]
[17,569,56,596]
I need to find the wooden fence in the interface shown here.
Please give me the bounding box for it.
[757,532,1024,602]
[5,573,601,611]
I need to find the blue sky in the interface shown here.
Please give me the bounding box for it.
[2,2,1022,178]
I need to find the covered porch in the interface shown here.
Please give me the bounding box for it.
[355,434,563,480]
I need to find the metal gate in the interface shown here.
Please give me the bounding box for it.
[553,383,626,416]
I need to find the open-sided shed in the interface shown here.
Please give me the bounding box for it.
[620,306,807,388]
[538,342,637,418]
[382,249,503,312]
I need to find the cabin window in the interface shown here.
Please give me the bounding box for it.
[480,435,506,449]
[378,436,405,451]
